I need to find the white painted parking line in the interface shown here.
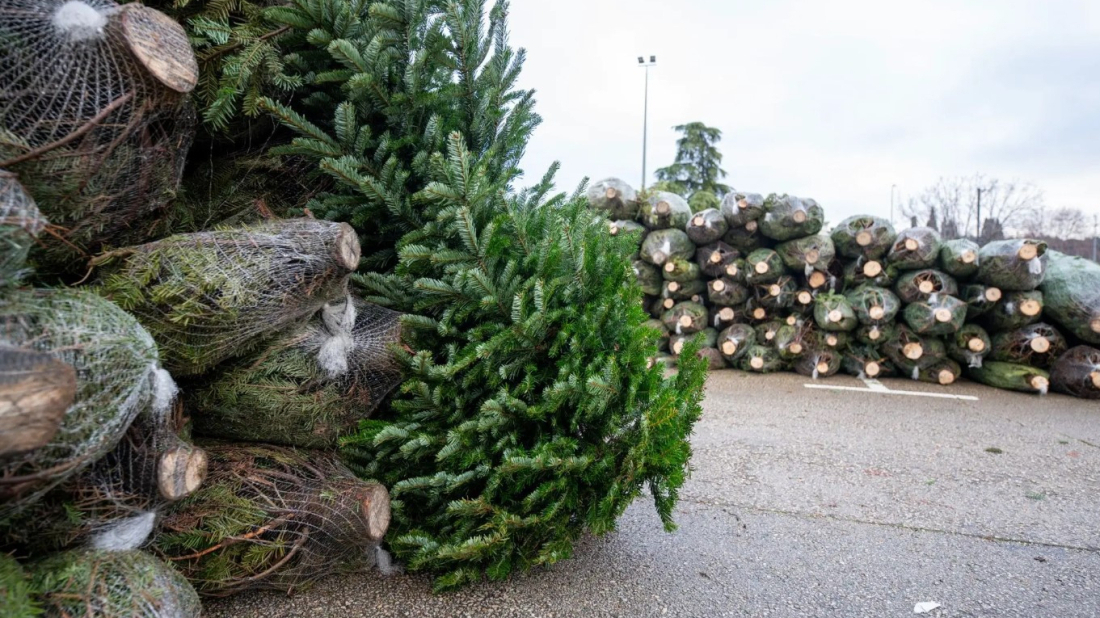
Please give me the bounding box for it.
[861,378,890,393]
[803,378,980,401]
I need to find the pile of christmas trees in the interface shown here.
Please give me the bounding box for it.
[1,0,705,612]
[590,177,1100,399]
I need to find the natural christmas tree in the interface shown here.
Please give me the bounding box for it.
[255,0,708,589]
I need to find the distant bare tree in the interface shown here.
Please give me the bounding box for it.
[1021,205,1089,240]
[903,175,1044,243]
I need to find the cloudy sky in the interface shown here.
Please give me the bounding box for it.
[507,0,1100,229]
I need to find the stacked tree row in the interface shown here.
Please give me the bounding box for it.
[588,177,1100,399]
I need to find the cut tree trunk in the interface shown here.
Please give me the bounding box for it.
[0,348,77,457]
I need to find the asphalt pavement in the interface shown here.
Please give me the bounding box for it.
[205,372,1100,618]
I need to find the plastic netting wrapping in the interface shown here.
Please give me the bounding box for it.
[717,323,755,362]
[639,228,693,267]
[154,444,390,596]
[882,325,946,376]
[980,290,1043,332]
[938,238,980,279]
[30,549,200,618]
[744,249,786,284]
[639,191,691,230]
[721,219,768,253]
[685,208,728,245]
[754,276,797,311]
[841,344,893,379]
[0,346,76,459]
[0,289,167,514]
[0,0,198,275]
[968,361,1049,394]
[759,194,823,241]
[794,347,842,379]
[696,241,739,278]
[916,358,962,386]
[1039,251,1100,345]
[95,219,361,376]
[670,328,716,356]
[775,234,835,275]
[977,239,1047,291]
[1050,346,1100,399]
[831,215,896,259]
[662,257,701,282]
[187,296,403,449]
[587,178,638,220]
[989,323,1066,369]
[845,285,901,325]
[946,323,992,369]
[720,192,765,228]
[707,277,749,307]
[632,259,661,296]
[739,344,784,373]
[895,269,958,304]
[902,294,967,337]
[695,346,726,370]
[661,302,707,336]
[887,227,941,270]
[813,293,857,332]
[0,171,45,285]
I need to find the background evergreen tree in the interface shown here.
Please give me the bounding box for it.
[654,122,731,198]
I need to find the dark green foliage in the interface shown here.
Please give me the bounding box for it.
[938,239,980,279]
[661,302,709,335]
[814,293,858,332]
[1039,251,1100,345]
[642,319,670,353]
[775,235,835,274]
[632,259,662,296]
[855,322,896,346]
[0,172,45,288]
[609,220,646,241]
[744,249,786,284]
[720,192,765,228]
[977,239,1047,291]
[842,258,897,289]
[739,344,785,373]
[688,190,720,214]
[654,122,730,196]
[831,215,896,259]
[759,195,824,241]
[685,209,728,245]
[754,320,784,346]
[671,329,718,356]
[989,323,1066,369]
[887,227,941,270]
[842,345,894,379]
[981,290,1044,332]
[812,328,850,352]
[640,229,695,267]
[774,321,811,360]
[946,324,992,368]
[0,553,40,618]
[968,361,1050,394]
[662,257,701,283]
[1050,346,1100,399]
[846,285,901,325]
[902,295,967,337]
[639,192,692,231]
[894,270,958,304]
[754,276,798,311]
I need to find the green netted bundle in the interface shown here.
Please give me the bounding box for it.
[0,171,46,286]
[670,328,717,356]
[719,192,765,227]
[662,257,702,282]
[887,227,942,270]
[759,195,824,241]
[745,298,776,323]
[882,325,946,377]
[0,289,168,513]
[1039,251,1100,345]
[968,361,1050,394]
[587,178,638,220]
[938,239,980,279]
[709,304,742,331]
[812,328,850,352]
[977,239,1047,291]
[639,192,691,230]
[754,320,784,346]
[1050,346,1100,399]
[642,319,670,352]
[961,284,1003,320]
[154,444,389,596]
[774,321,811,360]
[707,277,750,306]
[739,344,785,373]
[695,347,727,370]
[790,286,817,315]
[661,278,705,302]
[902,294,967,336]
[946,323,992,369]
[744,249,786,284]
[661,302,708,335]
[754,276,797,311]
[845,285,901,325]
[94,219,360,376]
[696,241,740,278]
[831,215,896,259]
[640,228,695,267]
[721,221,768,253]
[31,549,200,618]
[855,322,896,346]
[813,293,858,332]
[186,297,403,449]
[632,259,662,296]
[842,257,897,289]
[842,345,893,379]
[1,552,39,618]
[607,220,645,240]
[989,323,1066,369]
[916,358,962,386]
[717,324,756,362]
[981,290,1044,332]
[794,347,842,379]
[775,235,835,275]
[895,269,959,304]
[685,209,728,245]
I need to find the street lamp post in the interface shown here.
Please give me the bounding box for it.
[890,184,898,225]
[638,55,656,191]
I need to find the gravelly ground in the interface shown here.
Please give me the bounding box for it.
[205,372,1100,618]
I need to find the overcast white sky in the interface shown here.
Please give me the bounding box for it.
[507,0,1100,227]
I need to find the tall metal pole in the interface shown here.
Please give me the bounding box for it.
[638,56,656,191]
[1093,214,1098,263]
[890,184,897,225]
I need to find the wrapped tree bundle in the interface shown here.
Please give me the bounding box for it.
[814,293,858,332]
[642,319,671,353]
[887,227,942,270]
[670,328,717,356]
[719,258,747,283]
[587,178,638,220]
[846,285,901,325]
[813,329,850,352]
[774,321,811,360]
[187,297,403,449]
[30,550,200,618]
[902,294,967,337]
[759,195,824,241]
[643,295,666,319]
[661,302,708,335]
[660,279,706,303]
[739,344,785,373]
[754,276,797,311]
[717,324,756,362]
[95,219,360,376]
[794,348,842,379]
[981,290,1043,332]
[961,284,1003,320]
[721,221,768,253]
[696,241,740,278]
[708,277,750,306]
[938,239,980,279]
[640,228,694,267]
[154,444,390,596]
[709,305,742,330]
[662,257,702,282]
[775,235,836,276]
[719,192,765,227]
[0,171,46,286]
[1039,251,1100,345]
[977,239,1047,291]
[855,322,896,346]
[968,361,1050,394]
[916,358,963,386]
[695,347,727,370]
[685,209,728,245]
[831,215,896,260]
[0,347,76,459]
[946,324,993,369]
[632,259,663,296]
[1050,346,1100,399]
[754,320,784,346]
[0,289,170,512]
[882,325,945,378]
[744,249,786,284]
[608,220,645,239]
[639,192,691,230]
[989,323,1066,369]
[895,269,959,304]
[842,257,897,289]
[1,1,198,277]
[1,553,39,618]
[745,298,775,322]
[791,287,817,315]
[842,345,893,379]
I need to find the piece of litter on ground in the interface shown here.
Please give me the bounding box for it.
[914,601,941,614]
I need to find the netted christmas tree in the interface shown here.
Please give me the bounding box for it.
[254,0,707,590]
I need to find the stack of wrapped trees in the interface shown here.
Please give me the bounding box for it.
[589,177,1100,399]
[0,1,401,612]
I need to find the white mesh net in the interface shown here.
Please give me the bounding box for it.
[0,170,45,285]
